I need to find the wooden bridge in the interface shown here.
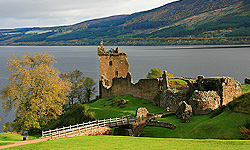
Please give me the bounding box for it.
[42,114,144,140]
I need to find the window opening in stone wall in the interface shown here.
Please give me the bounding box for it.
[109,61,112,66]
[115,71,118,76]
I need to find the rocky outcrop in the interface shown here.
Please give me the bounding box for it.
[176,101,192,123]
[189,90,221,115]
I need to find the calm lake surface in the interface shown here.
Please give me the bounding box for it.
[0,45,250,132]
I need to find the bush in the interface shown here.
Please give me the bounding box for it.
[240,126,250,139]
[44,104,95,131]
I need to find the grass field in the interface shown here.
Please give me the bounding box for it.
[0,142,13,146]
[141,111,250,139]
[0,132,24,141]
[3,136,250,150]
[0,132,39,141]
[85,95,165,119]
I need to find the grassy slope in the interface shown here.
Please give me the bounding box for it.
[0,132,38,141]
[141,112,249,139]
[4,136,250,150]
[242,84,250,94]
[0,142,13,146]
[0,132,23,141]
[85,95,165,119]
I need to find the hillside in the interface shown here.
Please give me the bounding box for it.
[1,0,250,45]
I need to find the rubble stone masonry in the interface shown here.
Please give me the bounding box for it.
[97,44,242,115]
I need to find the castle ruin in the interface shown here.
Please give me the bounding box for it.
[98,44,242,115]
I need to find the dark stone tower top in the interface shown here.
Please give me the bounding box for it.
[98,41,125,56]
[98,42,129,87]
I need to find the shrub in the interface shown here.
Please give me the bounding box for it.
[240,126,250,139]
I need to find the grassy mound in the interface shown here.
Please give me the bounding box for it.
[168,79,188,88]
[141,112,250,139]
[4,136,250,150]
[0,132,23,141]
[85,95,165,119]
[241,84,250,94]
[0,132,38,141]
[227,92,250,114]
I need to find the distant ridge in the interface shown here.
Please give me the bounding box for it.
[1,0,250,46]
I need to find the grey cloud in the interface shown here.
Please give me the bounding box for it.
[0,0,177,29]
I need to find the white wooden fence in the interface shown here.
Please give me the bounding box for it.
[42,114,143,139]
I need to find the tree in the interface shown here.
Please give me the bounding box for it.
[83,77,96,102]
[0,52,71,132]
[61,70,96,104]
[45,104,95,130]
[146,68,163,79]
[61,70,85,105]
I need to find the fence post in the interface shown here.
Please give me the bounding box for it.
[84,122,86,131]
[104,119,106,127]
[50,129,52,140]
[115,117,118,126]
[97,120,99,128]
[77,124,79,135]
[42,130,44,137]
[63,126,66,136]
[58,129,60,138]
[89,121,92,130]
[109,118,112,127]
[127,115,129,124]
[121,116,124,125]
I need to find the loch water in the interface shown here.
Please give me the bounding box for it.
[0,45,250,132]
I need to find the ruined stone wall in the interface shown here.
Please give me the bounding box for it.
[134,108,149,120]
[158,87,189,112]
[100,72,160,101]
[189,90,221,115]
[221,77,241,105]
[196,76,241,106]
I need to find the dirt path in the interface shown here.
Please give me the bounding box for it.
[0,138,50,149]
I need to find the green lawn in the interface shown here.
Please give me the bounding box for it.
[0,142,13,146]
[85,95,165,119]
[168,78,188,87]
[141,111,250,139]
[0,132,23,141]
[242,84,250,94]
[0,132,38,141]
[3,136,250,150]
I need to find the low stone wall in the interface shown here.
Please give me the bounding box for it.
[146,121,177,129]
[189,90,221,115]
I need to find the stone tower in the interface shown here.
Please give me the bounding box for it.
[98,41,129,87]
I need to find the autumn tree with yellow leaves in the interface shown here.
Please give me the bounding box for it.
[0,52,71,132]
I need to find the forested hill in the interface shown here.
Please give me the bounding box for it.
[1,0,250,46]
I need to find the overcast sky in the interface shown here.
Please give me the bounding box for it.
[0,0,178,29]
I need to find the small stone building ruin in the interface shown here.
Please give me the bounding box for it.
[98,44,242,115]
